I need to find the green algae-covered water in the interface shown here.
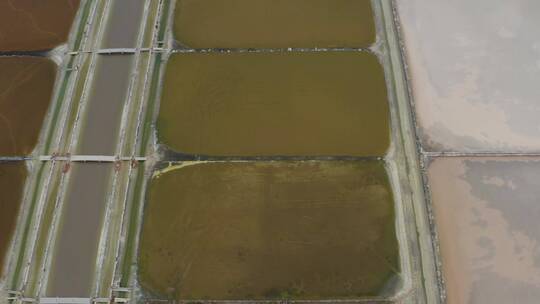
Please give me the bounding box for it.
[158,51,390,157]
[174,0,375,48]
[139,161,399,300]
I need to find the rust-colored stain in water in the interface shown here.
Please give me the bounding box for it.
[174,0,375,48]
[139,161,399,300]
[158,52,390,157]
[0,162,27,274]
[0,57,56,156]
[0,0,80,51]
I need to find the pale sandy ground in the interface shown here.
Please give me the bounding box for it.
[397,0,540,152]
[428,158,540,303]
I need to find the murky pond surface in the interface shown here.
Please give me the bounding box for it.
[397,0,540,152]
[47,163,112,297]
[158,52,389,157]
[0,162,27,275]
[77,55,133,155]
[0,0,80,51]
[428,158,540,304]
[0,56,56,156]
[174,0,375,48]
[139,161,399,300]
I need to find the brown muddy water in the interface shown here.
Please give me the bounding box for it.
[428,158,540,304]
[77,55,133,155]
[139,161,399,300]
[47,163,112,297]
[174,0,375,48]
[0,56,56,156]
[158,52,389,157]
[101,0,146,49]
[0,162,27,275]
[0,0,80,51]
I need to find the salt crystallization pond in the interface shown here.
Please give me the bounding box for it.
[397,0,540,303]
[3,1,540,304]
[428,158,540,304]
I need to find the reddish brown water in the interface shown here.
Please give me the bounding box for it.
[0,162,27,274]
[0,0,80,51]
[0,56,56,156]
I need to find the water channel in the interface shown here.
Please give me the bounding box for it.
[46,0,147,296]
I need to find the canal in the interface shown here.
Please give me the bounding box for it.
[46,0,147,297]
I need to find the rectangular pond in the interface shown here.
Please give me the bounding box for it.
[397,0,540,152]
[139,161,399,300]
[427,157,540,304]
[0,162,27,275]
[173,0,375,48]
[0,56,56,156]
[158,51,389,157]
[0,0,80,51]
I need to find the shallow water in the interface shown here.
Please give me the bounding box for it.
[397,0,540,152]
[0,162,27,275]
[101,0,146,49]
[0,57,56,156]
[139,161,399,300]
[158,52,389,157]
[174,0,375,49]
[76,55,133,155]
[0,0,80,51]
[47,163,112,297]
[428,158,540,304]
